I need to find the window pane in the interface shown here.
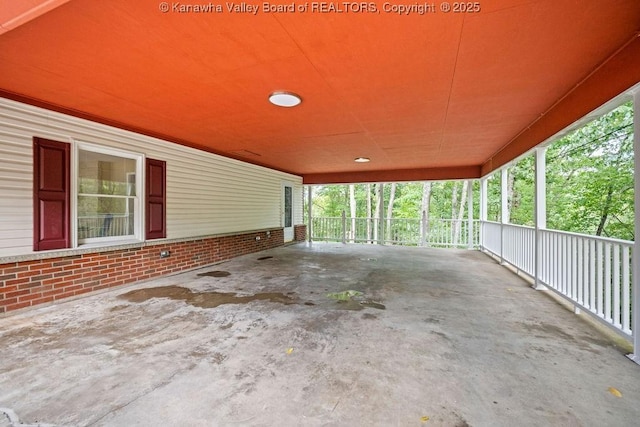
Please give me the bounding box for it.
[284,186,292,227]
[78,196,134,239]
[78,150,136,196]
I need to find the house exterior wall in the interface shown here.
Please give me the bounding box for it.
[0,97,303,313]
[0,229,284,313]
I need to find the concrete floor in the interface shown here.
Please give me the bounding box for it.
[1,243,640,427]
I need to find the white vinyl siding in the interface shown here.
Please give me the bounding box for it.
[0,98,303,257]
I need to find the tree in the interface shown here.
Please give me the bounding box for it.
[373,183,383,242]
[386,183,397,241]
[349,184,356,242]
[452,181,468,245]
[420,182,432,246]
[544,101,633,239]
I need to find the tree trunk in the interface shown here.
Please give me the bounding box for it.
[385,183,397,241]
[373,183,383,243]
[453,181,468,246]
[505,167,515,224]
[451,182,459,245]
[451,181,459,220]
[349,184,356,242]
[420,182,432,246]
[595,185,613,236]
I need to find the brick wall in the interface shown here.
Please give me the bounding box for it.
[0,228,283,314]
[294,224,307,242]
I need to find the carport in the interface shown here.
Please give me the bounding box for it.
[1,1,640,425]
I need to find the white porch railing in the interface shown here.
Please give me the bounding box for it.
[481,220,633,339]
[311,216,479,248]
[78,214,133,239]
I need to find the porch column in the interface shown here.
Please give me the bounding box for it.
[629,91,640,364]
[467,179,473,249]
[307,185,312,243]
[480,177,487,250]
[501,168,508,263]
[378,183,385,245]
[534,147,547,290]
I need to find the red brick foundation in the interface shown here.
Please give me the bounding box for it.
[294,224,307,242]
[0,228,284,314]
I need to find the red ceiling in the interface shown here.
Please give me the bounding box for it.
[0,0,639,183]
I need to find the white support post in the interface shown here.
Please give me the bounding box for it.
[307,185,312,243]
[501,168,508,263]
[628,91,640,364]
[534,147,547,290]
[480,177,487,250]
[379,183,385,245]
[341,210,346,244]
[467,179,473,249]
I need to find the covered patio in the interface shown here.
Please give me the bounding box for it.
[2,243,639,426]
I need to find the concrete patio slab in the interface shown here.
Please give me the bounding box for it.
[1,243,639,426]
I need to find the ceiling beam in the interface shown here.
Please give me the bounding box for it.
[303,165,481,185]
[0,0,71,35]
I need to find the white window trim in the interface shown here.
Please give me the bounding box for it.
[72,140,145,248]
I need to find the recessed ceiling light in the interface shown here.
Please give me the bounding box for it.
[354,157,370,163]
[269,91,302,107]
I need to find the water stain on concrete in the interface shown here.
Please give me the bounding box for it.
[520,322,575,341]
[197,271,231,278]
[120,286,385,312]
[119,286,295,308]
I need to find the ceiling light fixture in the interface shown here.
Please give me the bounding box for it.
[268,91,302,107]
[354,157,370,163]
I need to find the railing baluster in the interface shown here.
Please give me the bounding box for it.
[577,238,583,305]
[590,240,596,311]
[623,246,631,333]
[597,241,604,317]
[553,232,559,290]
[570,236,576,300]
[605,243,612,321]
[613,244,621,328]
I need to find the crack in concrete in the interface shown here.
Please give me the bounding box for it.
[85,363,197,426]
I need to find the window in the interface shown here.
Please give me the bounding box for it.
[34,138,165,250]
[76,144,143,244]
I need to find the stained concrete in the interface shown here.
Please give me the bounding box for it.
[1,243,640,426]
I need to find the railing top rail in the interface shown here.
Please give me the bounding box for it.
[332,217,479,222]
[540,228,634,246]
[479,220,633,246]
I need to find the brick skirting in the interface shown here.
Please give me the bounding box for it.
[0,228,284,314]
[294,224,307,241]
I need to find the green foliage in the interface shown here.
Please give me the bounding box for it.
[545,101,634,239]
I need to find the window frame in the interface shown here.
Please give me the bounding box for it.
[73,141,145,247]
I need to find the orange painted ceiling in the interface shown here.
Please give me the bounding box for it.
[0,0,639,183]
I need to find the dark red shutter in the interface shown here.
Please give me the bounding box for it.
[146,158,166,239]
[33,138,70,251]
